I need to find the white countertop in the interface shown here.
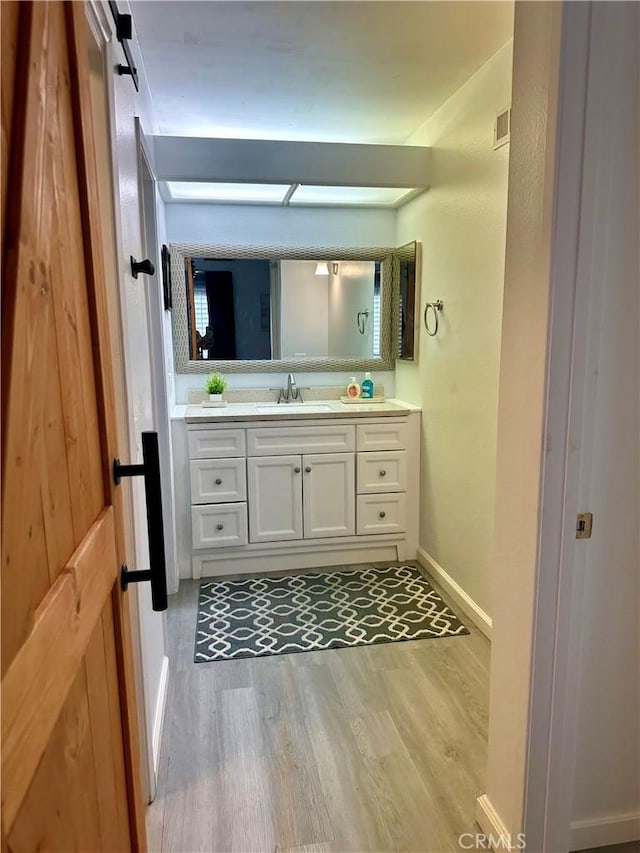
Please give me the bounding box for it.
[172,398,420,424]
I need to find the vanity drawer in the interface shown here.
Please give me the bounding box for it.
[356,422,409,452]
[188,428,246,460]
[190,458,247,504]
[192,503,248,549]
[247,424,355,456]
[357,493,406,535]
[357,450,407,494]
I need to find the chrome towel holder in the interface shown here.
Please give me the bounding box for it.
[424,300,444,336]
[356,309,369,335]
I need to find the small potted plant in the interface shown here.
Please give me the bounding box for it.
[205,372,227,402]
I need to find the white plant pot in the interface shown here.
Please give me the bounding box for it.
[209,393,223,402]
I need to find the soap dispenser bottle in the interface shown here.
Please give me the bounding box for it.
[346,376,361,398]
[361,372,374,399]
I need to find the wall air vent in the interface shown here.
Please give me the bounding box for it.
[493,107,511,150]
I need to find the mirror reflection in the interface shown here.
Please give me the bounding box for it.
[397,241,419,360]
[187,257,383,361]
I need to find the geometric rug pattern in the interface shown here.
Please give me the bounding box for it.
[194,565,469,662]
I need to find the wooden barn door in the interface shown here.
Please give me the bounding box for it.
[1,2,146,849]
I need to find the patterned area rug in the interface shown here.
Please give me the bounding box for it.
[194,565,469,662]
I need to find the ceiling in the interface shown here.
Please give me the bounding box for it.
[132,1,514,145]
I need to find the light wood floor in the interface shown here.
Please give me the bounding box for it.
[147,563,491,853]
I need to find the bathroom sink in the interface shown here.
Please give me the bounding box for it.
[255,402,333,414]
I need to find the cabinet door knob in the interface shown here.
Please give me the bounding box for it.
[305,466,312,473]
[379,511,386,518]
[215,478,222,485]
[379,469,386,477]
[294,466,301,473]
[216,523,224,531]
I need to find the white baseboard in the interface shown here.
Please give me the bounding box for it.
[151,655,170,783]
[417,547,492,639]
[569,810,640,850]
[475,795,525,850]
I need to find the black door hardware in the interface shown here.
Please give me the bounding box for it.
[131,256,155,279]
[108,1,139,90]
[161,244,172,310]
[114,432,168,611]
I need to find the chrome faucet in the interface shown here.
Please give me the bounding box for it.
[279,373,300,403]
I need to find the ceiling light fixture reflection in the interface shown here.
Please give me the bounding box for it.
[315,262,329,276]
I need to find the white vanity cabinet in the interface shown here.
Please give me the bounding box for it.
[183,409,420,578]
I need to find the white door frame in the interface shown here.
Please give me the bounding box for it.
[85,0,169,805]
[480,3,639,851]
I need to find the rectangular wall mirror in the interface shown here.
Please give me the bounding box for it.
[170,242,419,373]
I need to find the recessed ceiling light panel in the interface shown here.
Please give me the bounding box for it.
[289,185,413,207]
[166,181,290,203]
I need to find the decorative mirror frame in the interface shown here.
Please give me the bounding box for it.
[170,242,396,373]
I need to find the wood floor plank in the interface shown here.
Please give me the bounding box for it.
[349,709,453,851]
[382,654,488,838]
[255,660,334,850]
[290,662,391,853]
[148,569,491,853]
[218,687,276,853]
[159,668,220,852]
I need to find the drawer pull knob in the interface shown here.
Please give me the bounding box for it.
[294,466,301,473]
[215,478,222,485]
[305,466,312,473]
[379,469,386,477]
[379,511,386,519]
[216,523,224,531]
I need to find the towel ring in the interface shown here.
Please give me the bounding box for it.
[424,300,444,336]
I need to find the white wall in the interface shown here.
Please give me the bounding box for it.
[280,261,328,357]
[166,203,397,398]
[166,202,396,248]
[328,262,375,359]
[395,40,513,620]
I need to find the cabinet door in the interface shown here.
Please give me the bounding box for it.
[247,456,303,542]
[303,453,355,539]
